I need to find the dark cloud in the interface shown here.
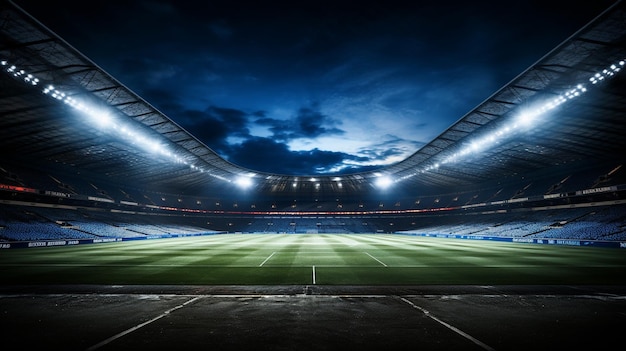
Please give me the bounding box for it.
[170,106,252,155]
[255,104,344,141]
[206,106,249,133]
[147,101,368,174]
[177,111,232,153]
[227,137,375,175]
[357,135,425,163]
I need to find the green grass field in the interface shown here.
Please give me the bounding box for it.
[1,234,626,286]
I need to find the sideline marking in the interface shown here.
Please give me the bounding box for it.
[259,252,276,266]
[312,265,316,284]
[399,297,496,351]
[365,252,387,267]
[85,296,203,351]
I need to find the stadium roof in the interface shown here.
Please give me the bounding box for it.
[1,0,625,199]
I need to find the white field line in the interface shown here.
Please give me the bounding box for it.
[365,252,387,267]
[259,252,276,266]
[312,265,316,284]
[9,263,603,268]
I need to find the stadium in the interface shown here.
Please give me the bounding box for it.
[1,0,626,350]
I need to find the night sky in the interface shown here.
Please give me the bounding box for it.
[13,0,618,175]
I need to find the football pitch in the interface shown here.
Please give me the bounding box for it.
[1,233,626,286]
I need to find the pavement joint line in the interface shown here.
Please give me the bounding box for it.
[398,296,496,351]
[85,295,203,351]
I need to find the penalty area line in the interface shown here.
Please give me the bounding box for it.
[259,251,276,266]
[365,252,387,267]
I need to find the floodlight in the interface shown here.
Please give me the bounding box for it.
[375,175,393,189]
[90,108,115,129]
[235,175,254,189]
[517,110,539,127]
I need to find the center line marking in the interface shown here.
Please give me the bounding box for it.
[259,252,276,266]
[365,252,387,267]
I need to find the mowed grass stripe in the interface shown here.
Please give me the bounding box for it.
[345,234,437,266]
[1,234,626,285]
[0,234,616,266]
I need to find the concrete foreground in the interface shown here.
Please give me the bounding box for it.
[1,285,625,351]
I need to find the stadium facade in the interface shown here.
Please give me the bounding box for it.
[1,0,625,245]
